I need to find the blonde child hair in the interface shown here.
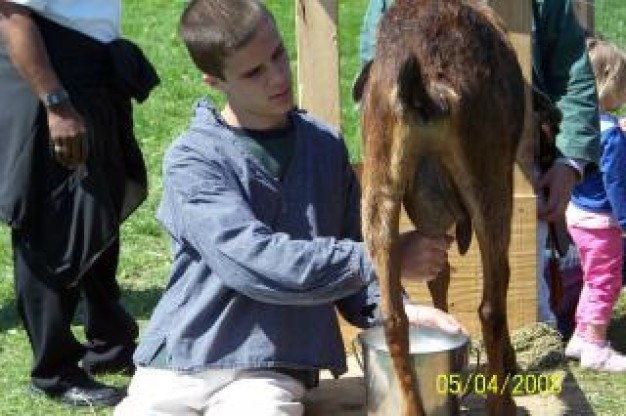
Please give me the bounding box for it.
[587,37,626,112]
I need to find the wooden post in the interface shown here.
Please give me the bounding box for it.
[573,0,595,33]
[295,0,341,129]
[485,0,538,332]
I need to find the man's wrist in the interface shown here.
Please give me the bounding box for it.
[41,88,70,109]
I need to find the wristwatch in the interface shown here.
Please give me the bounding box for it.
[43,89,70,109]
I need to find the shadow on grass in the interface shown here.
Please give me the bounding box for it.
[120,286,164,321]
[608,314,626,353]
[0,285,164,334]
[306,376,365,416]
[558,370,596,415]
[0,298,19,332]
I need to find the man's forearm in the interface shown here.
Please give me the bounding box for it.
[1,3,87,169]
[0,3,63,101]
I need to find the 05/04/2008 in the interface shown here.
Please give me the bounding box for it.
[436,373,563,396]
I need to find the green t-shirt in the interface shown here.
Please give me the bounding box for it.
[231,121,296,180]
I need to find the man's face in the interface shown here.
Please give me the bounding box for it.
[211,15,294,129]
[601,64,626,112]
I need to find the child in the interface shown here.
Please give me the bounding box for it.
[564,37,626,372]
[114,0,463,414]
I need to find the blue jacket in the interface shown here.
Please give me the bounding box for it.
[133,99,380,376]
[571,114,626,230]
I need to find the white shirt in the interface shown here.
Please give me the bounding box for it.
[9,0,121,42]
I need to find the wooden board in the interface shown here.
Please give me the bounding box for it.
[295,0,341,129]
[573,0,595,32]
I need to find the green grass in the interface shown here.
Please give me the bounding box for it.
[1,1,626,415]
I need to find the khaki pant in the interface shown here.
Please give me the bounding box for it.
[115,366,306,416]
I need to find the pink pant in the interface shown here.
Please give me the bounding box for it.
[567,225,623,327]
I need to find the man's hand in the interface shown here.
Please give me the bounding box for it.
[0,3,86,169]
[405,304,467,335]
[398,231,453,282]
[536,163,577,222]
[47,104,88,169]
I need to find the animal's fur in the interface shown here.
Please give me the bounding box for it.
[356,0,526,414]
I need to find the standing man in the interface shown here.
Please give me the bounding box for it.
[359,0,600,325]
[531,0,600,325]
[0,0,158,407]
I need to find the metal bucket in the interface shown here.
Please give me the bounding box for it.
[355,325,469,416]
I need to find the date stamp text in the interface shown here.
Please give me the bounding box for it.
[436,373,563,396]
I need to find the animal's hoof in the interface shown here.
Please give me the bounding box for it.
[486,395,516,416]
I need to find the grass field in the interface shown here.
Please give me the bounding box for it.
[1,1,626,415]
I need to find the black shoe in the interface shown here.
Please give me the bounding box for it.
[82,343,137,376]
[83,359,136,376]
[30,373,125,407]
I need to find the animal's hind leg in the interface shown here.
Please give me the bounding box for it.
[363,188,424,416]
[472,188,517,415]
[361,122,424,416]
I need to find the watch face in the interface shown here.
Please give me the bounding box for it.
[45,90,69,107]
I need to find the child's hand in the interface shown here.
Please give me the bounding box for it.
[398,231,453,282]
[620,117,626,132]
[404,304,467,335]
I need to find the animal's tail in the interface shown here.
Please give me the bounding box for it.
[396,54,471,254]
[397,55,453,124]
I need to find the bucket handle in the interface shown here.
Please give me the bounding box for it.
[461,343,482,400]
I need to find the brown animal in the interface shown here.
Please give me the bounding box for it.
[354,0,526,415]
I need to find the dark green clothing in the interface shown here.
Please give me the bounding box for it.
[359,0,600,165]
[238,124,295,179]
[532,0,600,164]
[218,117,296,179]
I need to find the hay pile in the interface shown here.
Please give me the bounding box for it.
[471,322,566,371]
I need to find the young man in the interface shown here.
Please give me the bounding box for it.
[0,0,157,407]
[115,1,462,414]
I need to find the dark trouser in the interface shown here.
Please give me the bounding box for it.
[13,232,138,393]
[5,15,147,395]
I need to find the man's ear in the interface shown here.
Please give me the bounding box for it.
[203,73,225,91]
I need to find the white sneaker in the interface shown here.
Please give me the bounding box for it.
[580,342,626,372]
[564,334,584,360]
